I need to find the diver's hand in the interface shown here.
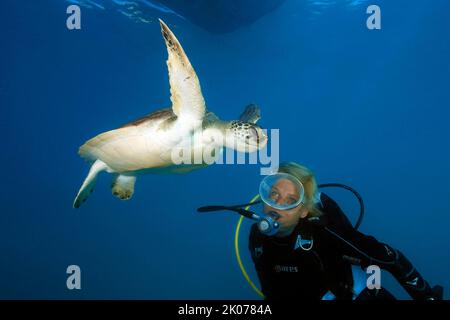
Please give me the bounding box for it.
[426,285,444,300]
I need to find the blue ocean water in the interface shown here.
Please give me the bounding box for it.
[1,0,449,299]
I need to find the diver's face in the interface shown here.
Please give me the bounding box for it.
[263,179,307,235]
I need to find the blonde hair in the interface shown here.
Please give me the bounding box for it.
[278,162,322,218]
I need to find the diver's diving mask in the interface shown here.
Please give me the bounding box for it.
[255,173,305,236]
[259,173,305,211]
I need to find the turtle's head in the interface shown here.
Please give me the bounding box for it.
[224,121,268,152]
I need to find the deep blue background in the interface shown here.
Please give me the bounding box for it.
[1,0,449,299]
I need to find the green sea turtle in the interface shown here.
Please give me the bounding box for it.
[73,19,267,208]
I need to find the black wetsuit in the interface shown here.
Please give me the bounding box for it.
[249,193,439,300]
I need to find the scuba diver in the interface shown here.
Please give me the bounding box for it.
[199,162,443,300]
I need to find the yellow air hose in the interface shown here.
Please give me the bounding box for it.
[234,194,265,299]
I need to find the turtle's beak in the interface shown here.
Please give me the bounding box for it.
[254,127,268,149]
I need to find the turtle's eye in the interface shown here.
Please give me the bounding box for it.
[249,127,259,142]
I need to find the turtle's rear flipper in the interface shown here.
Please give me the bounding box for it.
[111,174,136,200]
[73,160,108,208]
[239,104,260,124]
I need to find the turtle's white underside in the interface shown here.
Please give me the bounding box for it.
[73,19,264,208]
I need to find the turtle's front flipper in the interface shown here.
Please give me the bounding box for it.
[111,174,136,200]
[239,104,261,124]
[73,160,108,208]
[159,19,205,126]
